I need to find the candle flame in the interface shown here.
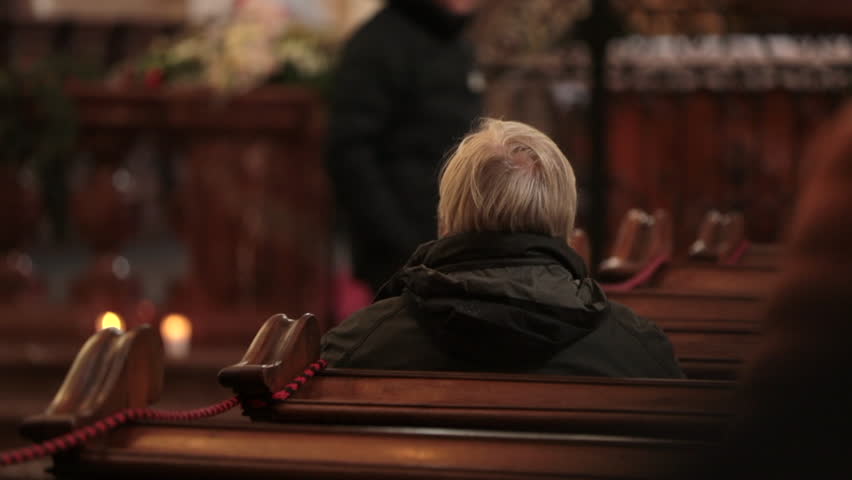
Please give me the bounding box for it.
[160,314,192,341]
[97,311,125,332]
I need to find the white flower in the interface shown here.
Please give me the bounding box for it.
[137,0,333,93]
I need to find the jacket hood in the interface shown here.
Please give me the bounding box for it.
[376,232,609,369]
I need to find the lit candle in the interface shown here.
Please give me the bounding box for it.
[97,311,125,332]
[160,314,192,360]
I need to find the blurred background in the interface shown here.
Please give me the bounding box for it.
[1,0,851,460]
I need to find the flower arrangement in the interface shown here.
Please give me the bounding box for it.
[111,0,335,94]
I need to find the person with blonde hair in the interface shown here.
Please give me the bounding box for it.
[322,119,682,378]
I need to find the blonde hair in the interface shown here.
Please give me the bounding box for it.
[438,119,577,240]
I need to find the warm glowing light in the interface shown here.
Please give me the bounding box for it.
[97,311,125,332]
[161,314,192,340]
[160,314,192,359]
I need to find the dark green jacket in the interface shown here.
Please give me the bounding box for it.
[322,232,684,379]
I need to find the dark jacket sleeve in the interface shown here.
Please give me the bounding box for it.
[609,302,686,379]
[637,320,686,379]
[325,24,421,253]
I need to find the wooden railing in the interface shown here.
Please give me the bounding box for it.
[1,84,333,348]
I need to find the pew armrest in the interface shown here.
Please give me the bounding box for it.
[600,209,672,290]
[690,210,749,264]
[598,208,647,280]
[218,313,320,397]
[689,210,723,261]
[20,325,164,442]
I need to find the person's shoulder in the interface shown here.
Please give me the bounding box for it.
[321,297,408,366]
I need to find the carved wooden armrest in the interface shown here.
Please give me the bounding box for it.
[218,314,320,398]
[597,208,650,281]
[689,210,724,261]
[599,209,672,291]
[20,326,163,442]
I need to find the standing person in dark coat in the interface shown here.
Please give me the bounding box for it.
[326,0,485,293]
[322,119,684,379]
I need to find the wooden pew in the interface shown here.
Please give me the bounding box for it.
[598,209,672,283]
[221,315,736,439]
[599,208,778,296]
[688,210,779,268]
[650,263,777,297]
[659,210,779,295]
[609,290,765,322]
[16,319,728,479]
[688,210,746,263]
[589,208,772,378]
[607,289,764,379]
[656,318,760,379]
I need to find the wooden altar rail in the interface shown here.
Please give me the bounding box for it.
[0,83,334,346]
[18,320,726,479]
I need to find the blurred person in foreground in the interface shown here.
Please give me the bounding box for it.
[322,119,684,378]
[671,102,852,480]
[326,0,485,294]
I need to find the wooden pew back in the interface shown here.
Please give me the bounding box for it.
[221,315,736,438]
[653,263,777,296]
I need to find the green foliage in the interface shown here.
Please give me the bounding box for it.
[0,58,79,175]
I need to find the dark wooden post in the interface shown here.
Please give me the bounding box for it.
[578,0,621,270]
